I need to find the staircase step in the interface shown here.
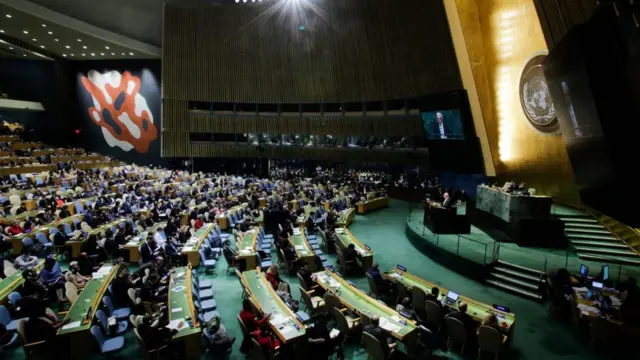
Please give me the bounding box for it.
[492,266,541,283]
[567,233,616,241]
[578,254,640,266]
[574,246,639,257]
[486,279,542,301]
[565,227,611,235]
[560,217,598,224]
[570,240,629,249]
[496,260,543,276]
[489,273,539,291]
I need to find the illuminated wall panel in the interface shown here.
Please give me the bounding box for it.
[453,0,579,203]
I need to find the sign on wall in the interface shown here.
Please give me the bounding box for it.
[80,70,158,153]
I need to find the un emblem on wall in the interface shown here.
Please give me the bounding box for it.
[519,54,560,135]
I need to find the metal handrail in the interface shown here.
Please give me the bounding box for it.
[554,201,640,257]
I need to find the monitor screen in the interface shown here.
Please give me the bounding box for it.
[592,281,603,289]
[446,291,459,301]
[602,265,609,281]
[421,110,464,140]
[580,264,588,277]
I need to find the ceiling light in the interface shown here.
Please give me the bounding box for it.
[54,39,59,42]
[65,45,70,49]
[41,24,46,27]
[23,54,26,57]
[77,39,82,42]
[23,30,28,34]
[81,53,85,56]
[40,45,44,48]
[0,30,4,33]
[129,52,134,56]
[110,52,114,56]
[82,46,87,49]
[32,38,37,42]
[121,52,125,55]
[105,46,110,50]
[47,31,53,35]
[100,53,104,56]
[70,54,74,57]
[9,47,13,50]
[90,53,95,56]
[63,54,67,57]
[5,14,12,18]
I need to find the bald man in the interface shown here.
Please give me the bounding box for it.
[446,301,476,340]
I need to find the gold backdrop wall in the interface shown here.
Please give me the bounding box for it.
[453,0,579,203]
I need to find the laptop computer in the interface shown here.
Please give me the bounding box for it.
[592,281,603,290]
[444,291,459,306]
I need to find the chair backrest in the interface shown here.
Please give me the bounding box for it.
[130,315,138,328]
[365,273,380,297]
[412,287,427,312]
[102,296,115,313]
[445,316,467,344]
[359,312,372,327]
[477,325,504,356]
[296,273,308,291]
[362,331,387,360]
[36,232,47,244]
[8,292,21,305]
[0,305,11,325]
[133,327,148,351]
[323,293,342,311]
[336,252,347,273]
[568,295,581,325]
[95,309,109,332]
[425,300,443,328]
[65,280,78,294]
[298,286,315,310]
[331,307,350,334]
[66,288,78,304]
[237,314,250,338]
[251,338,268,360]
[90,325,105,347]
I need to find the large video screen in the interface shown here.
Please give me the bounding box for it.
[421,110,464,140]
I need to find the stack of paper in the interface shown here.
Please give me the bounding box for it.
[573,287,589,293]
[379,318,401,333]
[269,314,287,326]
[294,245,304,250]
[577,303,600,314]
[182,246,194,252]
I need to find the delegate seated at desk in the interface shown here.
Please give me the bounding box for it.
[367,263,395,296]
[343,243,362,264]
[442,192,453,208]
[363,316,395,358]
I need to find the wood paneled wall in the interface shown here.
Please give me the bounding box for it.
[186,144,427,165]
[533,0,598,49]
[188,115,422,137]
[163,0,462,103]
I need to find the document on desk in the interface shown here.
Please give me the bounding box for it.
[166,319,188,330]
[577,303,600,314]
[98,266,113,274]
[330,328,340,339]
[573,287,589,293]
[294,245,304,250]
[61,320,82,330]
[171,307,183,313]
[269,314,287,326]
[379,318,401,333]
[279,325,297,338]
[172,285,186,293]
[181,246,194,252]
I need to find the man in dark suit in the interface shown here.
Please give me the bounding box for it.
[432,112,451,139]
[442,193,453,208]
[446,302,476,340]
[363,316,395,358]
[52,224,69,246]
[140,237,158,264]
[425,287,442,307]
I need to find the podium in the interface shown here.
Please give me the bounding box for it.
[423,201,471,234]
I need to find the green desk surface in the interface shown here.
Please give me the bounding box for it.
[384,269,516,332]
[315,271,415,338]
[291,230,313,258]
[0,210,39,225]
[337,208,354,224]
[57,264,118,336]
[242,270,305,342]
[67,218,127,245]
[123,222,166,248]
[168,267,200,338]
[335,229,372,256]
[238,229,257,254]
[0,260,43,301]
[10,214,84,241]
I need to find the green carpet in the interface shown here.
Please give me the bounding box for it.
[5,200,603,359]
